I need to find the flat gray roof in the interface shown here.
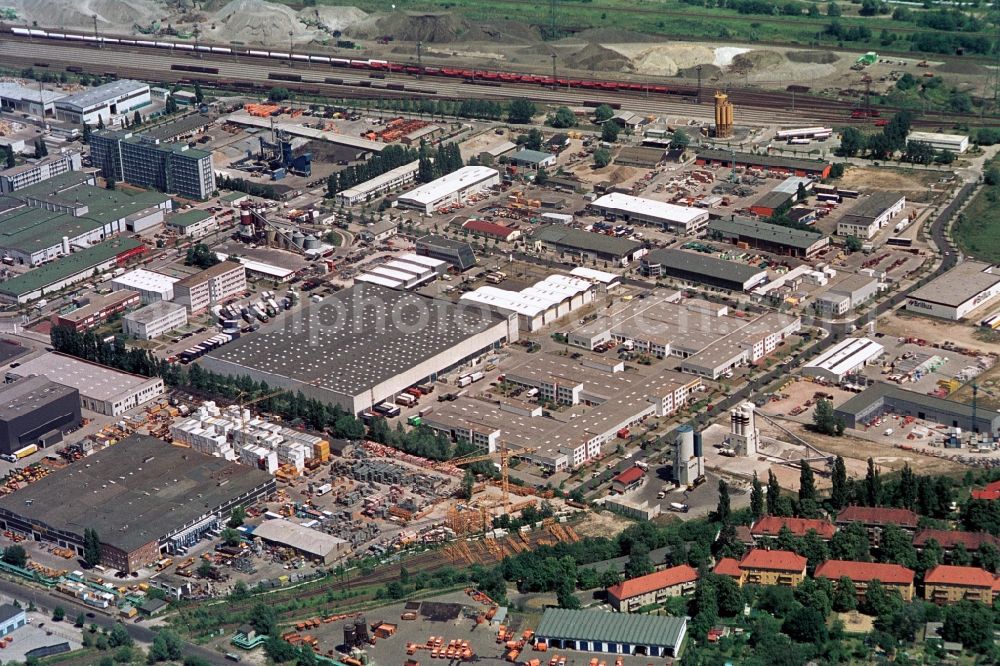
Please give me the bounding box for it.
[835,382,1000,422]
[0,375,77,422]
[842,192,905,221]
[124,300,186,325]
[532,225,642,258]
[708,217,825,250]
[9,352,157,401]
[643,248,766,285]
[0,434,273,553]
[251,518,346,558]
[536,608,686,649]
[908,260,1000,307]
[55,80,148,111]
[203,283,507,398]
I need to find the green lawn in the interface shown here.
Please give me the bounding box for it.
[954,171,1000,262]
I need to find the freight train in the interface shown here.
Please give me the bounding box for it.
[8,26,698,97]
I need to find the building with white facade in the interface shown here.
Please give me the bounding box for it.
[461,274,595,332]
[0,151,82,194]
[166,209,217,238]
[112,269,178,304]
[907,131,969,154]
[336,161,420,206]
[803,337,885,383]
[6,353,164,416]
[173,261,247,314]
[54,80,150,126]
[590,193,709,235]
[836,192,906,239]
[123,301,189,340]
[906,260,1000,320]
[396,167,500,214]
[0,82,65,118]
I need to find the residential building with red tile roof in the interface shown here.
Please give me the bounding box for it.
[835,506,920,546]
[750,516,836,541]
[924,565,997,605]
[738,549,807,587]
[971,480,1000,501]
[814,560,915,602]
[913,528,1000,554]
[713,557,742,580]
[607,564,699,612]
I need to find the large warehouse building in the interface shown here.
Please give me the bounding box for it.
[0,435,274,572]
[396,166,499,214]
[834,383,1000,435]
[0,376,81,456]
[530,225,645,266]
[53,80,150,126]
[640,248,769,291]
[707,217,829,258]
[534,609,687,658]
[695,149,831,177]
[6,352,164,416]
[906,260,1000,320]
[589,193,709,235]
[802,337,885,383]
[200,283,516,414]
[836,192,906,240]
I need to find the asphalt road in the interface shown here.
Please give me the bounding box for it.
[0,578,231,665]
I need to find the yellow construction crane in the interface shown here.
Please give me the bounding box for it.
[446,443,536,516]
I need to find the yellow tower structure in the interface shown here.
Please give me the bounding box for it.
[714,91,734,139]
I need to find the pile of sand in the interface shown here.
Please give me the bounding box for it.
[573,43,634,73]
[300,6,368,34]
[349,11,473,43]
[730,50,784,72]
[209,0,317,45]
[787,50,839,64]
[7,0,166,30]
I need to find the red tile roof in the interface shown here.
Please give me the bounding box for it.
[607,564,699,601]
[924,565,996,589]
[836,506,919,528]
[814,560,915,586]
[462,219,518,238]
[971,480,1000,501]
[713,557,742,578]
[739,549,807,573]
[612,466,644,486]
[913,529,1000,552]
[751,516,836,540]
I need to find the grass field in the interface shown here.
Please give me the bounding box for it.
[287,0,995,56]
[954,164,1000,262]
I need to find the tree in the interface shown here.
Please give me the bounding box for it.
[594,104,615,122]
[194,81,204,104]
[34,138,48,157]
[942,599,993,652]
[460,468,474,500]
[767,470,781,515]
[109,622,132,648]
[827,1,842,15]
[593,148,612,168]
[716,480,731,524]
[534,166,549,185]
[794,577,832,617]
[507,98,537,124]
[844,235,864,253]
[221,528,241,548]
[750,472,764,519]
[831,521,870,561]
[670,128,690,149]
[520,128,544,151]
[1,545,27,568]
[148,629,183,662]
[106,177,116,191]
[185,243,221,269]
[865,457,881,506]
[267,87,291,102]
[197,560,214,579]
[832,576,857,612]
[831,456,848,510]
[249,602,278,637]
[227,506,246,528]
[52,606,65,622]
[165,95,178,114]
[624,542,654,579]
[132,110,142,127]
[549,106,577,128]
[1,145,14,168]
[75,612,85,628]
[97,115,104,130]
[878,524,917,569]
[601,122,619,143]
[713,573,745,616]
[812,399,838,435]
[799,461,816,503]
[264,635,299,663]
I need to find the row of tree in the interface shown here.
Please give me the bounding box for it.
[215,174,279,200]
[325,144,420,197]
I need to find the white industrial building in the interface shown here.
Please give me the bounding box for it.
[907,131,969,155]
[396,166,500,214]
[837,192,906,239]
[336,161,420,206]
[802,337,885,383]
[354,254,441,290]
[173,261,247,314]
[0,82,65,118]
[122,301,188,340]
[112,269,178,304]
[54,80,151,127]
[569,266,621,292]
[590,193,709,234]
[461,274,595,331]
[906,260,1000,320]
[0,152,82,194]
[6,352,164,416]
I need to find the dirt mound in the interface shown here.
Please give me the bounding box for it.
[211,0,317,45]
[787,50,839,64]
[573,43,634,73]
[678,64,722,79]
[731,50,784,72]
[8,0,165,30]
[351,11,474,43]
[300,6,368,34]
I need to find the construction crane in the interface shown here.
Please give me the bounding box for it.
[233,388,289,448]
[446,444,536,516]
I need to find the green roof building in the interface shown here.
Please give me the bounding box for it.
[534,608,687,658]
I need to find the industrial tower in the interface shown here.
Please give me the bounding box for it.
[673,424,705,487]
[714,91,734,139]
[726,401,760,457]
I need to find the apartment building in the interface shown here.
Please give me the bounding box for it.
[173,261,247,314]
[814,560,915,602]
[52,290,140,332]
[90,130,215,200]
[750,516,836,542]
[923,565,1000,605]
[713,549,807,587]
[0,151,82,194]
[123,301,189,340]
[607,565,699,613]
[835,506,919,547]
